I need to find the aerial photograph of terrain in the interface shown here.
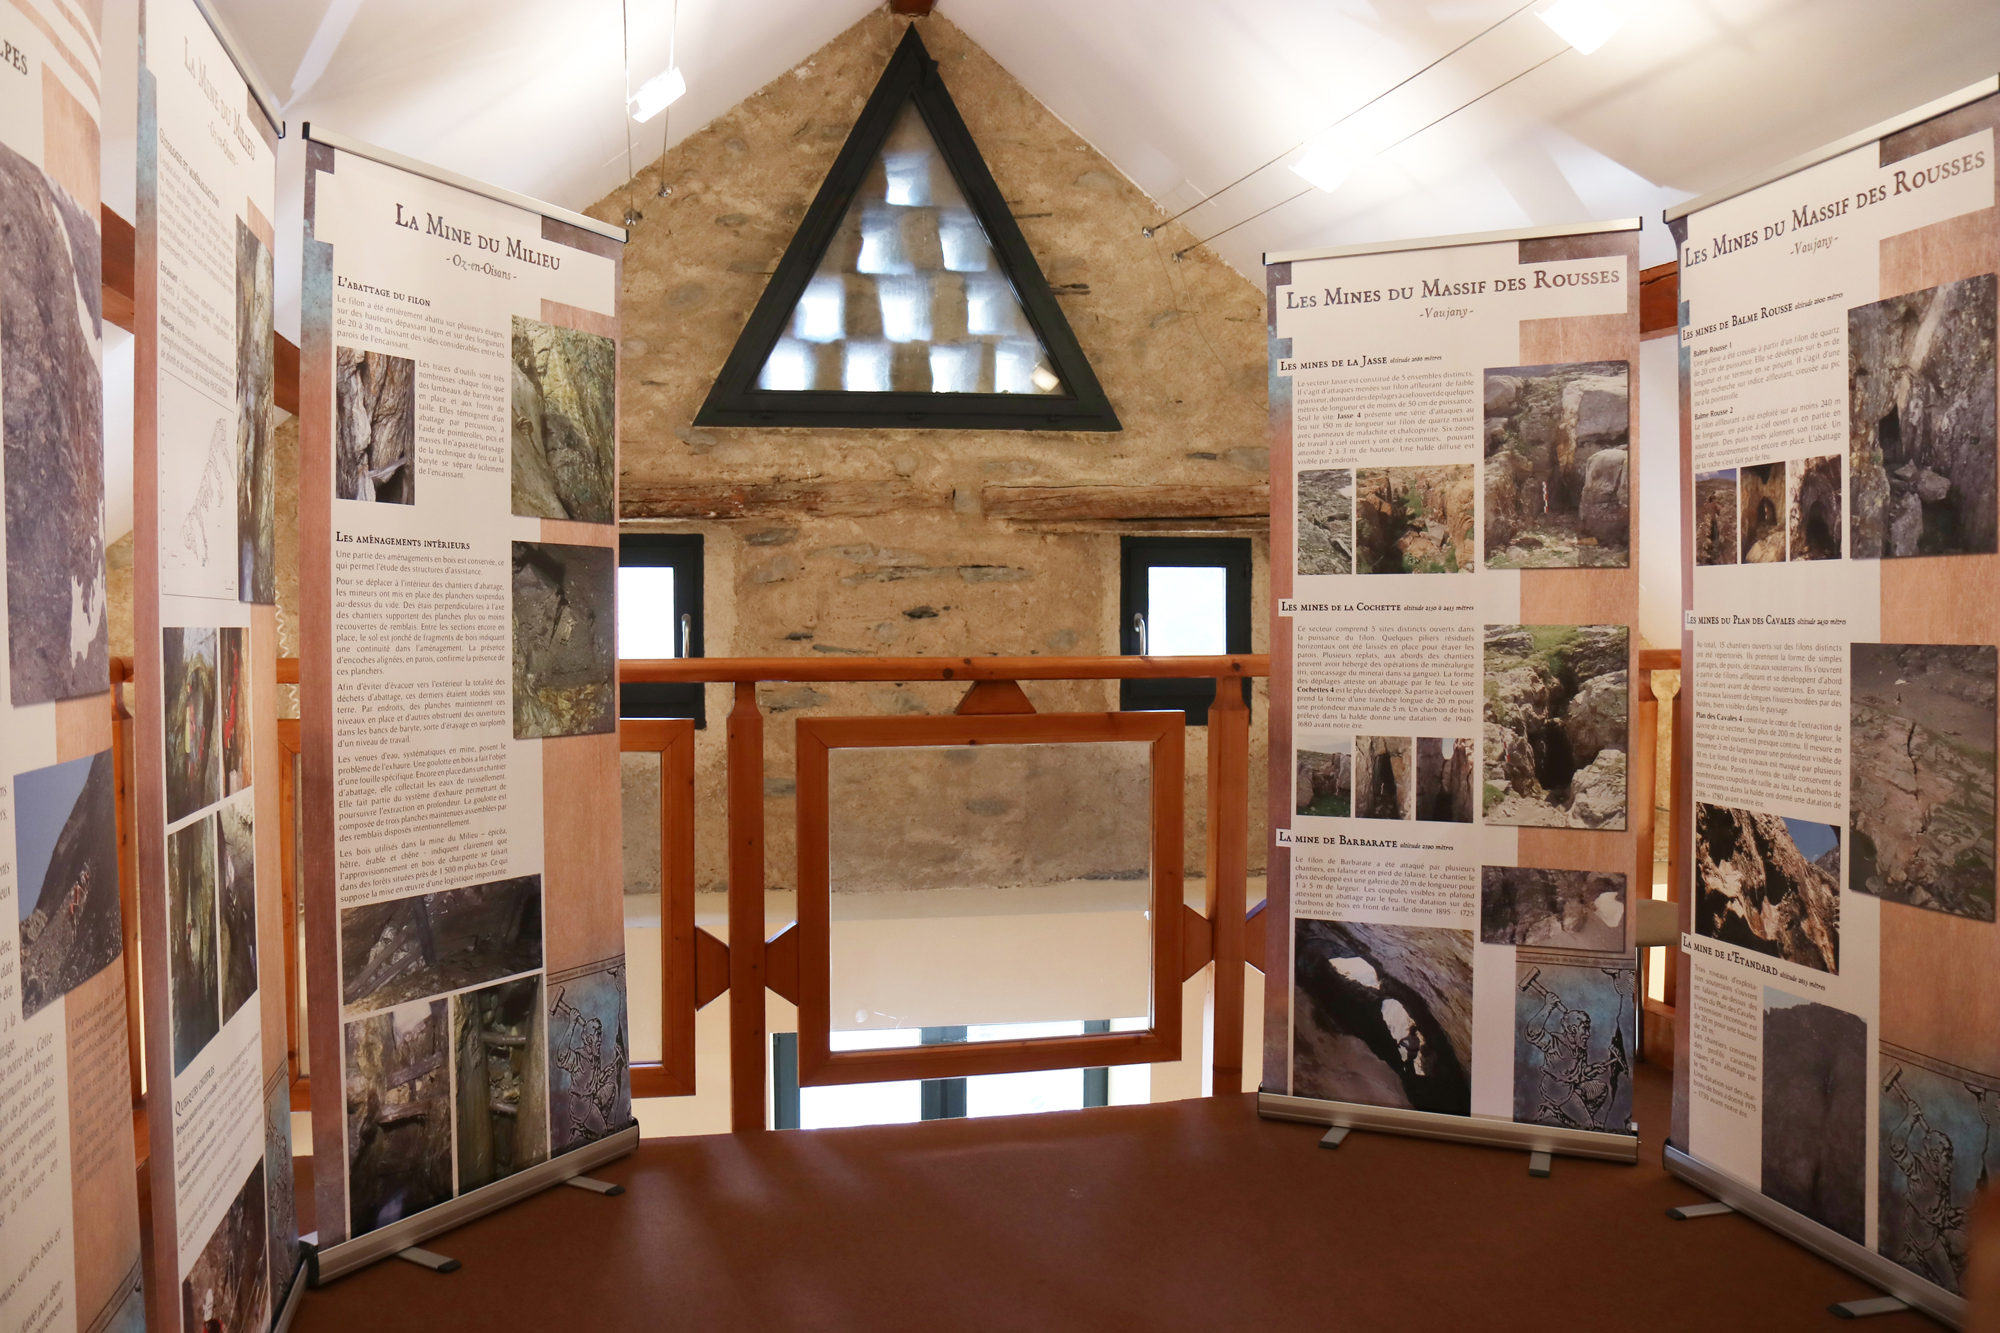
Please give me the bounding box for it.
[1294,738,1351,818]
[513,541,617,738]
[1695,468,1738,566]
[1788,454,1842,561]
[1850,642,1996,920]
[513,316,618,523]
[1694,803,1839,973]
[1482,624,1628,829]
[1353,736,1411,820]
[335,345,416,504]
[1762,988,1865,1243]
[453,975,549,1194]
[1483,361,1630,568]
[1293,919,1473,1116]
[1739,461,1787,562]
[1414,738,1473,823]
[1354,466,1474,574]
[341,875,544,1013]
[346,999,453,1236]
[15,750,121,1019]
[1480,867,1627,951]
[1849,274,1997,559]
[1515,950,1635,1134]
[1296,468,1353,576]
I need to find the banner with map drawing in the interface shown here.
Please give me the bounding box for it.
[1669,77,2000,1324]
[0,5,146,1332]
[133,2,298,1329]
[296,125,634,1279]
[1259,220,1644,1161]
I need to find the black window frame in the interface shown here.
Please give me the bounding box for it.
[618,532,705,728]
[1119,536,1252,727]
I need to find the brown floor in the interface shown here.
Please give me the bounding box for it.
[282,1062,1936,1332]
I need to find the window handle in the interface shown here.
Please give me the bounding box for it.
[1132,611,1147,656]
[680,612,691,659]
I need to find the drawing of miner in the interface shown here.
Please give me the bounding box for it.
[553,985,625,1140]
[1884,1066,1970,1288]
[1520,967,1629,1132]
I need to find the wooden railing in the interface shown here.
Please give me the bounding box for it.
[1635,648,1684,1062]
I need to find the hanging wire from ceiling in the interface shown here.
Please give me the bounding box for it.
[656,0,676,197]
[1170,42,1569,261]
[621,0,642,226]
[1144,0,1544,241]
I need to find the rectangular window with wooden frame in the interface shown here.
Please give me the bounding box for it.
[619,533,704,726]
[1119,536,1252,725]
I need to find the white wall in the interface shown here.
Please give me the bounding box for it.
[1637,333,1682,648]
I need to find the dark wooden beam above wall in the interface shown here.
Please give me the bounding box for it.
[980,484,1270,524]
[1640,260,1678,340]
[622,478,952,521]
[889,0,935,13]
[101,205,302,415]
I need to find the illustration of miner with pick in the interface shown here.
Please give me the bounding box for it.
[1520,965,1630,1131]
[1880,1064,1997,1289]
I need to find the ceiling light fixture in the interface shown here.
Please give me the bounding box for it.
[630,66,686,123]
[1290,146,1356,194]
[1536,0,1630,54]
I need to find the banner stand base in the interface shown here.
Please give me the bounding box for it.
[1833,1296,1915,1320]
[395,1247,461,1273]
[1663,1143,1963,1328]
[310,1123,641,1285]
[1258,1092,1638,1164]
[272,1258,309,1333]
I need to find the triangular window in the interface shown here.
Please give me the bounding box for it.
[697,27,1117,431]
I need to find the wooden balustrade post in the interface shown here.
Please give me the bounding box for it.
[727,682,768,1132]
[1632,671,1659,990]
[1204,683,1249,1095]
[1666,674,1687,1010]
[110,680,143,1105]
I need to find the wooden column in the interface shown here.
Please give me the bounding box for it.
[1204,684,1248,1095]
[728,682,768,1131]
[110,678,142,1105]
[1665,681,1687,1010]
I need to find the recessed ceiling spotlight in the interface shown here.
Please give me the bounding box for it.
[1537,0,1631,55]
[1290,146,1355,194]
[630,67,687,123]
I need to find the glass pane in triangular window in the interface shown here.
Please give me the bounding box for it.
[757,101,1067,396]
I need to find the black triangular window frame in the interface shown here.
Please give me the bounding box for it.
[694,25,1120,432]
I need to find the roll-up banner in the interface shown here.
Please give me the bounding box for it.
[134,2,301,1330]
[1260,221,1645,1164]
[1666,75,2000,1326]
[298,126,635,1280]
[0,4,146,1331]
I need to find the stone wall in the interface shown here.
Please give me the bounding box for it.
[590,10,1272,897]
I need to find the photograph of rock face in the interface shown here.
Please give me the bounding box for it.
[1694,804,1839,973]
[1293,919,1473,1116]
[1788,454,1842,560]
[181,1160,269,1333]
[1695,468,1738,566]
[219,625,250,796]
[1850,642,1997,921]
[1483,361,1630,568]
[1414,738,1473,823]
[1294,739,1351,818]
[341,875,543,1013]
[169,814,221,1075]
[2,140,107,707]
[550,961,631,1155]
[1879,1042,2000,1295]
[164,626,220,823]
[1480,868,1627,951]
[218,801,257,1024]
[1482,624,1628,829]
[1354,465,1474,574]
[346,999,454,1235]
[512,541,617,738]
[1515,950,1634,1134]
[14,750,120,1020]
[334,345,416,504]
[236,217,276,601]
[1761,988,1865,1244]
[512,316,617,523]
[263,1074,301,1304]
[1296,468,1354,576]
[1353,736,1412,820]
[1739,461,1787,562]
[1849,274,1998,560]
[453,975,549,1195]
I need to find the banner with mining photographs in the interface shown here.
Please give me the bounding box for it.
[1671,84,2000,1306]
[0,4,147,1332]
[1262,224,1643,1144]
[134,2,299,1328]
[298,131,631,1255]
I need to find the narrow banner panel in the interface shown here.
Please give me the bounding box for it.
[1671,78,2000,1326]
[298,128,633,1262]
[1262,222,1644,1162]
[135,2,298,1329]
[0,4,146,1332]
